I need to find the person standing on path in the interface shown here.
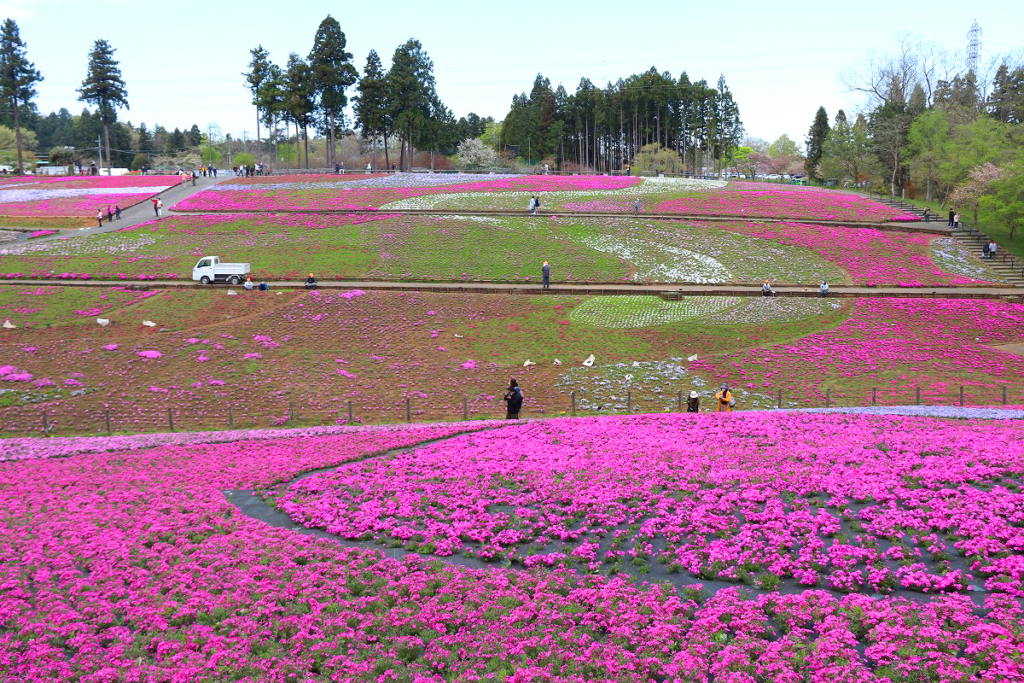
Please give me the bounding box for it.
[156,199,163,217]
[95,209,103,228]
[626,163,631,177]
[715,384,733,413]
[922,208,930,222]
[989,240,998,259]
[151,198,159,217]
[634,197,640,216]
[686,391,700,413]
[948,208,955,227]
[529,195,537,215]
[106,206,113,223]
[542,261,551,290]
[953,212,961,229]
[114,205,121,221]
[503,378,523,419]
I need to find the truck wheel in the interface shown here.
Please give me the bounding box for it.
[229,276,240,285]
[200,276,211,285]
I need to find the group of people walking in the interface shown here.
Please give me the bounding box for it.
[235,164,268,177]
[500,380,738,419]
[95,205,122,227]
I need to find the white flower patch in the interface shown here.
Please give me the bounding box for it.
[930,238,1005,283]
[709,298,843,325]
[0,187,171,204]
[580,234,732,282]
[571,296,741,328]
[0,233,159,257]
[634,177,726,193]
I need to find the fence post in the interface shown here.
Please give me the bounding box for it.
[570,391,576,416]
[348,400,353,425]
[462,396,468,421]
[228,405,233,429]
[627,391,632,413]
[777,389,783,409]
[105,408,111,435]
[405,397,411,423]
[1003,386,1008,405]
[42,410,48,434]
[959,385,964,407]
[872,387,877,405]
[289,403,295,424]
[167,407,174,432]
[825,389,831,408]
[915,386,921,405]
[677,390,683,412]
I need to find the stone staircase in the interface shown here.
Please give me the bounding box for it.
[951,227,1024,287]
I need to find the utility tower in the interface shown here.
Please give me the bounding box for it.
[966,19,982,74]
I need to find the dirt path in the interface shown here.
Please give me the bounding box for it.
[2,277,1021,301]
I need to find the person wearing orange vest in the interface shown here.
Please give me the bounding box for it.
[715,384,734,413]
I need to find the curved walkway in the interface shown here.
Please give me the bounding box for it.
[2,277,1022,301]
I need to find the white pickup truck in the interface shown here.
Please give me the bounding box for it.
[192,256,250,285]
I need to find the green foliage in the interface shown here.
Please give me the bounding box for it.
[805,106,830,181]
[129,153,148,171]
[631,143,684,175]
[234,152,255,167]
[354,50,389,163]
[820,114,874,184]
[308,15,357,163]
[387,39,437,169]
[980,165,1024,240]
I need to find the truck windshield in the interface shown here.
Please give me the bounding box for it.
[197,259,210,268]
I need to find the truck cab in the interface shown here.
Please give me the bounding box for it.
[192,256,250,285]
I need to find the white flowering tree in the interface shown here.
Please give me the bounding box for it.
[456,138,497,170]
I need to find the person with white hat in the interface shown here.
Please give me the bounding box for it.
[686,391,700,413]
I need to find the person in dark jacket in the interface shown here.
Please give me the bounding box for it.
[686,391,700,413]
[305,273,318,290]
[948,208,955,227]
[542,261,551,289]
[503,378,523,419]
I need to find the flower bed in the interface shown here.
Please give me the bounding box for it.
[570,295,741,328]
[276,413,1024,598]
[656,183,917,223]
[0,175,178,217]
[2,416,1023,680]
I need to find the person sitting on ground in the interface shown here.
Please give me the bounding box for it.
[304,273,318,290]
[503,378,524,419]
[686,391,700,413]
[715,384,734,413]
[243,277,254,291]
[258,281,270,291]
[761,280,774,297]
[820,280,829,298]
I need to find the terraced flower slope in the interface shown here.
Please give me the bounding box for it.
[0,175,178,218]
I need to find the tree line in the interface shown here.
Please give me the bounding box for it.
[498,70,743,174]
[803,33,1024,237]
[243,17,490,171]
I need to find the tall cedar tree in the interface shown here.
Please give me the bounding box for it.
[387,39,436,171]
[308,16,357,167]
[283,53,315,169]
[77,39,127,173]
[805,106,830,181]
[0,19,42,174]
[354,50,389,169]
[243,45,273,142]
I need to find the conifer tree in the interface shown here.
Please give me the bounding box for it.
[0,19,42,173]
[308,16,357,166]
[354,50,390,169]
[805,106,830,182]
[78,39,127,174]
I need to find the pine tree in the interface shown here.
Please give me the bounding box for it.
[78,39,128,174]
[308,15,357,167]
[387,39,436,171]
[0,19,42,174]
[283,53,314,169]
[137,122,152,156]
[188,124,202,147]
[243,45,273,143]
[805,106,830,182]
[354,50,390,170]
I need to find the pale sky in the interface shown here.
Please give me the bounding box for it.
[6,0,1023,147]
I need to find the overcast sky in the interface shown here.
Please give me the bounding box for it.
[5,0,1022,147]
